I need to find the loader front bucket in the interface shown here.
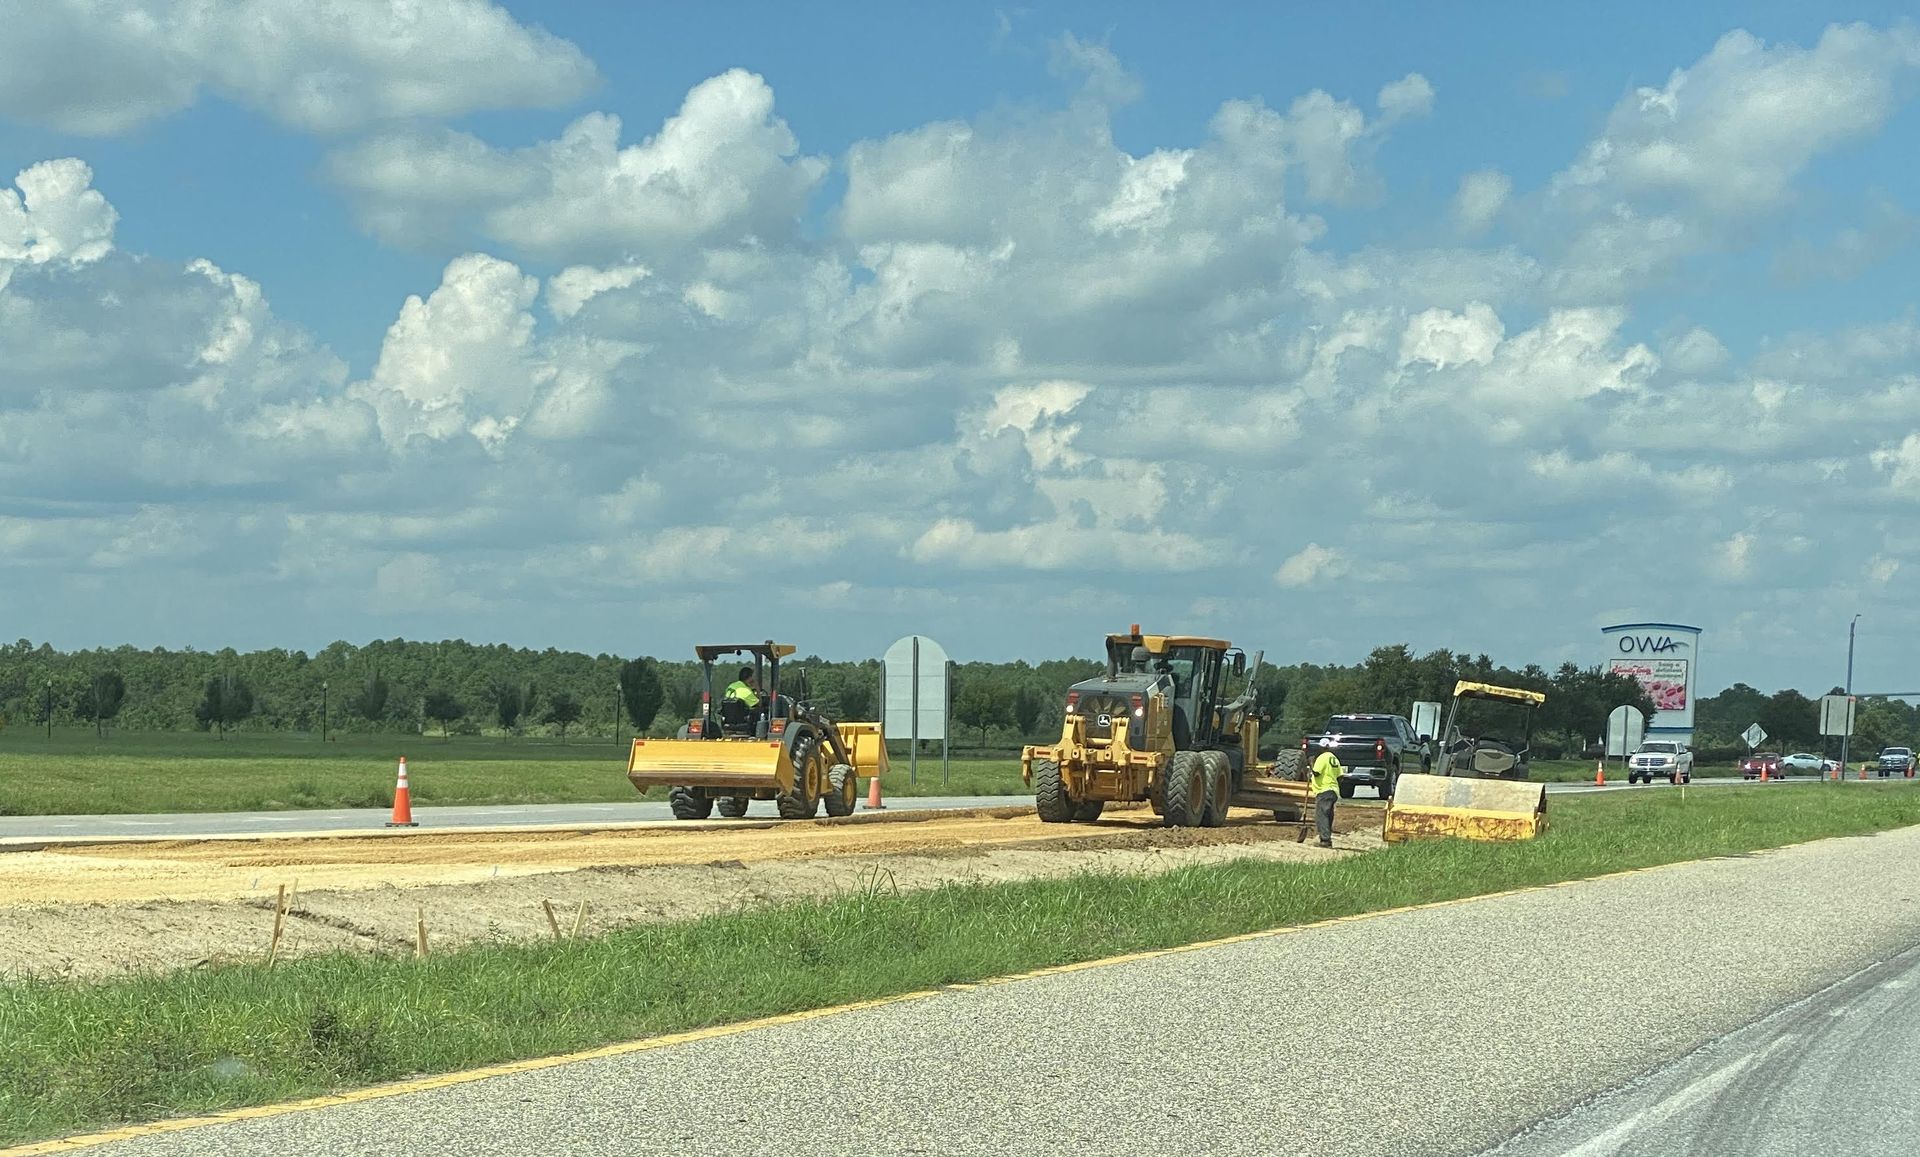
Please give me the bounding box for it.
[1382,773,1548,843]
[626,738,787,793]
[834,722,890,778]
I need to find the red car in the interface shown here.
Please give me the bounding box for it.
[1739,752,1782,780]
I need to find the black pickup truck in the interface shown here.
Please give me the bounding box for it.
[1301,713,1431,799]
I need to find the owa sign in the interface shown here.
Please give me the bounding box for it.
[1617,635,1689,654]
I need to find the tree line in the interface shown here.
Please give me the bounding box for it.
[9,636,1849,758]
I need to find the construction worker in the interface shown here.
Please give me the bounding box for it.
[724,666,761,709]
[1310,738,1343,848]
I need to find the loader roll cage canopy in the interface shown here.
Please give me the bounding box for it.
[692,641,799,738]
[1451,680,1546,707]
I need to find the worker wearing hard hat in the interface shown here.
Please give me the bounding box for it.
[1309,738,1343,848]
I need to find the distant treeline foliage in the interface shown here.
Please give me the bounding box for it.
[0,638,1900,755]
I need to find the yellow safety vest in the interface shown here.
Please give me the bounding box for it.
[724,680,760,708]
[1309,750,1343,794]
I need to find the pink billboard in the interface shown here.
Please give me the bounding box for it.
[1609,659,1689,714]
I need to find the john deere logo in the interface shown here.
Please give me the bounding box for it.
[1617,635,1688,654]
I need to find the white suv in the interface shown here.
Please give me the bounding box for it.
[1628,741,1695,785]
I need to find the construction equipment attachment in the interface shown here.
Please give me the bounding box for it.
[1382,773,1548,843]
[627,641,885,821]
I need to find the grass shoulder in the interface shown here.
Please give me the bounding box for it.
[5,784,1918,1144]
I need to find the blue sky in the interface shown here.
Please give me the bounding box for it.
[2,1,1917,695]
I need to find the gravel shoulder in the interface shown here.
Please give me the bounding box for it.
[0,807,1378,978]
[68,823,1920,1156]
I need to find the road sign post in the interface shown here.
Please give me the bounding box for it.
[883,635,951,788]
[1606,705,1646,766]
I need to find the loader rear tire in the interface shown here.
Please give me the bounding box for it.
[1200,751,1230,827]
[669,787,713,820]
[1163,751,1205,828]
[1072,800,1105,822]
[715,795,749,819]
[1034,759,1075,823]
[824,764,856,817]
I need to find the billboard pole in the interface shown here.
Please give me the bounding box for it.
[942,658,952,787]
[910,636,920,787]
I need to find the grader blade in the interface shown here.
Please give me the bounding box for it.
[1382,774,1547,843]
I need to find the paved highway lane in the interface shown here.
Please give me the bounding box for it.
[4,772,1884,842]
[0,796,1022,841]
[1488,943,1920,1155]
[69,823,1920,1156]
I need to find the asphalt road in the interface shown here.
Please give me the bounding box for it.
[1487,942,1920,1155]
[71,819,1920,1156]
[0,772,1873,842]
[0,795,1021,841]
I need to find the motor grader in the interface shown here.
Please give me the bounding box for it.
[626,641,887,820]
[1020,626,1312,827]
[1383,680,1549,843]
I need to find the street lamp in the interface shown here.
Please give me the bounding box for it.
[1839,614,1860,777]
[43,679,51,740]
[614,680,623,746]
[321,680,329,744]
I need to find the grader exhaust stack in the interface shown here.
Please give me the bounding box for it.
[1383,680,1549,843]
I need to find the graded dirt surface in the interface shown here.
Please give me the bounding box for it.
[0,805,1382,978]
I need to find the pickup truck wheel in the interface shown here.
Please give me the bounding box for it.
[1337,782,1354,800]
[1033,759,1075,823]
[1162,751,1205,828]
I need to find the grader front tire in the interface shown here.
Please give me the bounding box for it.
[715,796,750,819]
[1163,751,1206,828]
[1034,759,1075,823]
[1200,751,1231,828]
[1072,800,1105,822]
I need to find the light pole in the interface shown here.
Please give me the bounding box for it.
[321,680,329,743]
[1839,614,1860,777]
[44,679,51,740]
[613,680,623,746]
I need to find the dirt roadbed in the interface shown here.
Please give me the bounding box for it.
[0,805,1383,978]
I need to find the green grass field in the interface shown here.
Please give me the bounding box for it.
[0,729,1029,815]
[3,783,1917,1144]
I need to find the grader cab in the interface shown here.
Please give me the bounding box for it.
[626,642,887,821]
[1021,626,1310,827]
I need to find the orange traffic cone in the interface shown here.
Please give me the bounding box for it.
[1860,763,1869,781]
[1594,760,1606,786]
[1759,764,1769,782]
[387,756,418,827]
[865,773,885,810]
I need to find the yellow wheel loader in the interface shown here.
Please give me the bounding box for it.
[1019,626,1312,827]
[1383,680,1549,843]
[626,642,887,821]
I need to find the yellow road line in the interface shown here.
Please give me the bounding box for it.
[0,841,1811,1155]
